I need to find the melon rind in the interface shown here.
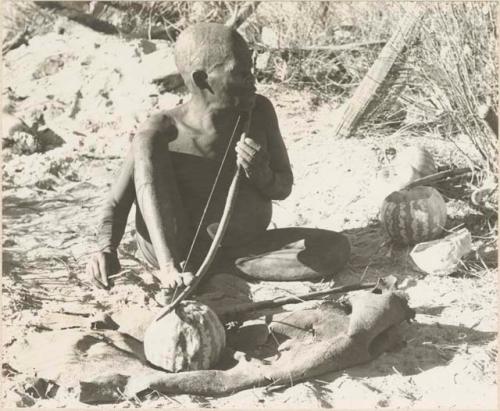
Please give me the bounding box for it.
[381,186,447,245]
[144,301,226,372]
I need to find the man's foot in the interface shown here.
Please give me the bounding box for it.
[154,288,175,307]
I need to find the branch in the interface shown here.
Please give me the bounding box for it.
[332,5,424,138]
[226,2,261,29]
[2,28,31,55]
[34,1,119,35]
[404,167,472,189]
[217,282,377,322]
[34,1,178,40]
[252,41,386,53]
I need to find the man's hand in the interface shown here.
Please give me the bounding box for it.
[154,267,195,306]
[236,137,273,188]
[156,264,194,291]
[86,251,121,290]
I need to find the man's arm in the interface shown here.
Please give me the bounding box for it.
[236,95,294,200]
[131,112,194,289]
[260,95,293,200]
[87,150,135,289]
[97,149,135,254]
[98,110,179,255]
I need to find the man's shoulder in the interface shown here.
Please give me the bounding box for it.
[254,94,275,113]
[252,94,279,128]
[136,105,186,141]
[149,104,185,127]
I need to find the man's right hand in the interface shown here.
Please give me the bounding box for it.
[86,251,121,290]
[156,265,194,291]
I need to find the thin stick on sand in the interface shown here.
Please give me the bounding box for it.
[217,281,378,322]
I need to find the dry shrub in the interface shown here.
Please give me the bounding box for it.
[401,3,498,176]
[245,3,497,174]
[101,1,230,39]
[4,1,497,178]
[2,0,57,42]
[246,2,407,99]
[326,3,497,177]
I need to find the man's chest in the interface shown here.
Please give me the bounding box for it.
[169,119,267,161]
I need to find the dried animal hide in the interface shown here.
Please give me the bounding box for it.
[9,290,414,404]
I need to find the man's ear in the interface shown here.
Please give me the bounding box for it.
[192,70,213,93]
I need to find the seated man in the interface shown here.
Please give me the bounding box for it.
[87,23,350,291]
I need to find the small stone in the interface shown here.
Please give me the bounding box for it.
[89,313,119,330]
[137,39,157,55]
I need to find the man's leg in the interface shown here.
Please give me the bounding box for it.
[213,227,351,281]
[132,133,191,276]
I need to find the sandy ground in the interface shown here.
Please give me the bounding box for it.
[2,19,497,409]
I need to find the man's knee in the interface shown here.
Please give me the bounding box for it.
[328,231,351,266]
[303,230,351,274]
[331,233,351,271]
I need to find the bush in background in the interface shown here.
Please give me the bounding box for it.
[409,3,497,176]
[3,1,497,179]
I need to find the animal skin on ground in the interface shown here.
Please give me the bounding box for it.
[8,289,414,404]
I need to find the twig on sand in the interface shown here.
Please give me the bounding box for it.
[58,309,90,317]
[108,270,131,280]
[217,282,377,322]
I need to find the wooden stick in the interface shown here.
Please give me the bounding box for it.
[217,282,377,322]
[252,41,386,53]
[404,167,472,189]
[2,28,30,55]
[332,4,424,138]
[108,270,131,280]
[226,2,261,29]
[34,1,119,35]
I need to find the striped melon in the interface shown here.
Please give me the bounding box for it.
[381,186,447,245]
[144,301,226,372]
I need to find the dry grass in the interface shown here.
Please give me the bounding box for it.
[407,3,498,175]
[246,2,404,99]
[2,1,57,42]
[103,1,230,39]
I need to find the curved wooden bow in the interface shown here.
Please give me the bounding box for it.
[156,110,252,320]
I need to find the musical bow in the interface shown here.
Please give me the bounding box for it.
[155,108,253,320]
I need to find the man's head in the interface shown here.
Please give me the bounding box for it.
[175,23,255,111]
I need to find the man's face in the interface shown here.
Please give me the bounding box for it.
[204,47,256,112]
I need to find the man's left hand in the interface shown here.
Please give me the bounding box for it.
[236,137,273,187]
